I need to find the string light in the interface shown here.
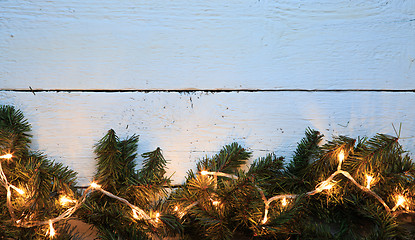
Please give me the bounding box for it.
[48,220,55,238]
[10,185,25,195]
[59,195,76,206]
[155,212,160,222]
[0,153,12,159]
[261,210,268,224]
[0,145,414,237]
[337,150,345,170]
[392,195,406,211]
[132,209,139,219]
[212,200,220,206]
[281,197,287,207]
[366,175,373,189]
[90,182,101,189]
[315,180,334,193]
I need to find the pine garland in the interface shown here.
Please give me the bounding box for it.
[1,104,415,240]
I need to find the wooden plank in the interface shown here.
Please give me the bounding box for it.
[1,0,414,90]
[1,91,414,185]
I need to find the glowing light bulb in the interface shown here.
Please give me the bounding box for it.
[324,184,333,190]
[338,150,344,164]
[90,182,101,189]
[174,206,179,211]
[155,212,160,222]
[366,175,373,189]
[0,153,12,159]
[281,197,287,207]
[201,170,208,175]
[319,181,333,191]
[132,209,139,219]
[261,210,268,224]
[396,195,406,207]
[59,195,76,206]
[11,185,25,195]
[49,220,55,238]
[392,195,407,211]
[212,200,220,206]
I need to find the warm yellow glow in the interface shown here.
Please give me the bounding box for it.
[155,212,160,222]
[261,212,268,224]
[90,182,101,189]
[323,184,333,190]
[174,206,179,211]
[49,220,55,238]
[281,197,287,207]
[212,200,220,206]
[396,195,406,207]
[392,194,407,211]
[366,175,373,189]
[59,195,76,206]
[338,150,345,164]
[132,209,139,219]
[0,153,13,159]
[317,181,333,192]
[201,170,208,175]
[11,185,25,195]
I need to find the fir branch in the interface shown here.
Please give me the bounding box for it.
[247,153,286,194]
[0,105,32,157]
[94,129,139,191]
[197,142,251,174]
[138,147,168,185]
[308,135,356,183]
[287,128,323,177]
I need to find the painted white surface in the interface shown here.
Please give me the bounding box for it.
[1,0,414,90]
[1,91,414,185]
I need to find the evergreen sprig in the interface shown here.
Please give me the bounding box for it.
[0,105,78,239]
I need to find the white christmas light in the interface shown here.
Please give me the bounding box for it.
[155,212,160,222]
[10,185,25,195]
[337,150,345,170]
[49,220,55,238]
[281,197,287,207]
[366,175,373,189]
[212,200,220,206]
[392,195,406,211]
[0,154,12,159]
[59,195,76,206]
[132,209,139,219]
[90,182,101,189]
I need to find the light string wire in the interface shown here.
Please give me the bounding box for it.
[0,154,157,238]
[185,150,413,224]
[1,149,414,237]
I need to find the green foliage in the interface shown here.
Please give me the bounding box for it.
[81,129,181,239]
[0,105,32,157]
[287,127,323,177]
[138,147,168,185]
[0,105,79,239]
[196,142,251,174]
[1,105,415,240]
[170,129,415,239]
[94,129,139,192]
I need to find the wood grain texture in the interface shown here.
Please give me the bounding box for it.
[1,91,414,185]
[1,0,414,90]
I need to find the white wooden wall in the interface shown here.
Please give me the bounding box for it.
[1,0,414,185]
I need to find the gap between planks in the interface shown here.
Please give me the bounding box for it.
[1,88,415,93]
